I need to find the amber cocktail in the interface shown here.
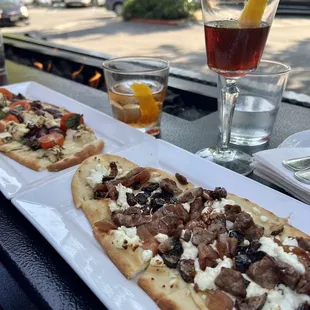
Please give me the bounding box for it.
[103,57,169,136]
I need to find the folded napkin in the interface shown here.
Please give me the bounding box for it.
[253,148,310,205]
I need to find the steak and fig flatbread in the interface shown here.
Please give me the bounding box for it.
[72,154,310,310]
[0,88,104,171]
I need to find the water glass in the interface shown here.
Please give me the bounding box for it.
[220,60,290,146]
[103,57,169,136]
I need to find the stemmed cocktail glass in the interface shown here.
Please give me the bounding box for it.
[196,0,280,175]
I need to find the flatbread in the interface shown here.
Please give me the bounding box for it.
[94,228,149,279]
[0,91,104,171]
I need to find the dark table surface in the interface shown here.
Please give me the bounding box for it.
[1,61,310,310]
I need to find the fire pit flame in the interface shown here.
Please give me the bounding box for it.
[72,64,85,80]
[34,62,43,70]
[88,71,102,88]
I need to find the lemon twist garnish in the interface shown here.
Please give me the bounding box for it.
[239,0,269,28]
[131,83,159,124]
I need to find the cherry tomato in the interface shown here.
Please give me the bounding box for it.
[39,133,64,149]
[60,113,84,132]
[3,114,20,123]
[10,101,31,111]
[0,88,14,101]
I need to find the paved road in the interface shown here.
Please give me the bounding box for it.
[3,7,310,95]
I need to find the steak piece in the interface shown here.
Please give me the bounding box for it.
[235,294,267,310]
[247,255,279,289]
[225,204,242,222]
[137,225,159,255]
[297,237,310,252]
[161,238,183,268]
[112,207,152,227]
[185,220,206,231]
[215,268,247,298]
[159,178,182,196]
[198,243,219,270]
[207,289,234,310]
[233,212,254,233]
[191,227,216,246]
[141,182,159,194]
[179,187,203,204]
[216,234,238,258]
[207,213,227,235]
[94,220,117,232]
[209,187,227,200]
[276,260,301,290]
[146,213,179,236]
[175,173,188,185]
[178,259,195,283]
[102,162,118,181]
[189,197,205,221]
[296,269,310,296]
[153,204,189,223]
[244,225,264,241]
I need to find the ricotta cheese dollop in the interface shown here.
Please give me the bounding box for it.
[155,233,169,243]
[141,249,153,262]
[181,240,198,260]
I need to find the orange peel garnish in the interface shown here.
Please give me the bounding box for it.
[239,0,269,28]
[131,83,159,124]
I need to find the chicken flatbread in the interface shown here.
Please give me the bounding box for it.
[0,88,104,171]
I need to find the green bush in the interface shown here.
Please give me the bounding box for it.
[123,0,197,21]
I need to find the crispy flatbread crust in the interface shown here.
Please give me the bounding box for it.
[71,154,139,209]
[138,265,187,302]
[47,140,104,172]
[94,228,149,279]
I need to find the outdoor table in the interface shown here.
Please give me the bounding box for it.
[1,60,310,310]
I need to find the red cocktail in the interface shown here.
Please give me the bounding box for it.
[204,20,270,77]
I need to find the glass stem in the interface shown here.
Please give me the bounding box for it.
[219,77,239,151]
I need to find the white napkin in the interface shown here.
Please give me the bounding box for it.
[253,148,310,205]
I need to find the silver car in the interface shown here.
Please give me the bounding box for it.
[104,0,124,15]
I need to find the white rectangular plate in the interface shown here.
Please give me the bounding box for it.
[0,82,153,199]
[12,139,310,310]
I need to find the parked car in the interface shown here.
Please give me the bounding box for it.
[0,0,29,25]
[104,0,124,15]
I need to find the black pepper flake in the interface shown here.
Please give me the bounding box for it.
[162,285,166,288]
[151,278,154,281]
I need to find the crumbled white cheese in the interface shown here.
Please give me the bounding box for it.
[0,132,12,144]
[282,237,299,247]
[141,249,153,261]
[181,240,198,260]
[182,203,190,213]
[210,240,217,251]
[243,239,250,246]
[149,172,162,183]
[244,274,268,297]
[113,226,140,249]
[155,233,169,243]
[226,220,234,231]
[5,122,29,141]
[262,284,310,310]
[65,129,77,141]
[260,215,269,223]
[150,254,164,266]
[0,93,11,108]
[252,207,261,215]
[259,237,305,273]
[194,257,233,291]
[211,198,236,213]
[85,164,110,188]
[116,183,132,209]
[108,201,119,213]
[2,106,9,113]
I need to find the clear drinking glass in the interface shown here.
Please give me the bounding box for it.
[103,57,169,136]
[229,60,290,146]
[197,0,281,175]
